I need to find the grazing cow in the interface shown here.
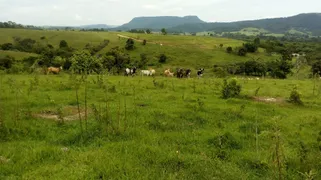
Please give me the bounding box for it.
[149,68,156,76]
[164,69,174,77]
[185,69,191,78]
[197,68,204,78]
[47,66,63,74]
[176,68,184,78]
[141,70,152,76]
[125,67,137,76]
[176,68,191,78]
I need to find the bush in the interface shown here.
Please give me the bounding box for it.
[289,86,303,105]
[142,39,147,45]
[59,40,68,49]
[159,54,167,63]
[221,79,242,99]
[237,47,247,56]
[0,55,14,69]
[125,38,135,50]
[244,43,258,53]
[226,46,233,53]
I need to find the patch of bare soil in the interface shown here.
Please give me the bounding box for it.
[252,96,285,104]
[34,106,90,121]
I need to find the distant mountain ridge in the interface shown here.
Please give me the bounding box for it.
[111,13,321,36]
[114,16,204,30]
[167,13,321,36]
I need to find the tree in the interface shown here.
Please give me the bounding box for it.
[312,61,321,76]
[59,40,68,49]
[142,39,147,46]
[125,38,135,50]
[105,47,131,74]
[243,43,258,53]
[226,46,233,53]
[0,55,14,69]
[0,43,14,50]
[146,29,151,34]
[139,53,148,68]
[237,47,247,56]
[220,44,224,48]
[70,50,103,74]
[254,37,260,46]
[161,28,167,35]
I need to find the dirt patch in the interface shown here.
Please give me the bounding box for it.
[34,106,90,121]
[252,96,285,104]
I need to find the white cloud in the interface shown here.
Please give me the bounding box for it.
[142,4,158,10]
[75,14,83,21]
[0,0,320,26]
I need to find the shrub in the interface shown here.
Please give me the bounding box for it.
[226,46,233,53]
[221,79,242,99]
[142,39,147,45]
[237,47,247,56]
[0,55,14,69]
[244,43,258,53]
[59,40,68,48]
[289,86,303,105]
[159,54,167,63]
[125,38,135,50]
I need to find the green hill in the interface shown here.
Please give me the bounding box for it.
[0,28,276,69]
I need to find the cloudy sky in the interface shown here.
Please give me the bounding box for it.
[0,0,320,26]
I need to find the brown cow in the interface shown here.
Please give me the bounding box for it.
[47,66,63,74]
[164,69,174,77]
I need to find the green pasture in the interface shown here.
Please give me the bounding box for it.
[0,74,320,179]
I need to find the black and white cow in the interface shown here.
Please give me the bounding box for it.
[176,68,191,78]
[125,67,137,77]
[185,69,191,78]
[176,68,184,78]
[197,68,204,78]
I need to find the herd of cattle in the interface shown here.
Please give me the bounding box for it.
[46,66,205,78]
[125,67,205,78]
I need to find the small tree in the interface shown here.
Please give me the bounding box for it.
[237,47,247,56]
[139,53,148,68]
[254,37,260,46]
[142,39,147,46]
[221,79,242,99]
[244,43,258,53]
[289,86,303,105]
[59,40,68,49]
[220,44,224,48]
[125,38,135,50]
[159,54,167,63]
[161,28,167,35]
[146,29,151,34]
[226,47,233,53]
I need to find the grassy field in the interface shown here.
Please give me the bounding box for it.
[0,29,278,69]
[0,74,321,179]
[0,50,38,60]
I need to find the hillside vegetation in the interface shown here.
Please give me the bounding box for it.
[0,28,278,69]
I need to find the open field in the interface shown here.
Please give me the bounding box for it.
[0,28,279,68]
[0,50,38,60]
[1,74,321,179]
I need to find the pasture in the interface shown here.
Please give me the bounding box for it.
[1,73,321,179]
[0,28,278,68]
